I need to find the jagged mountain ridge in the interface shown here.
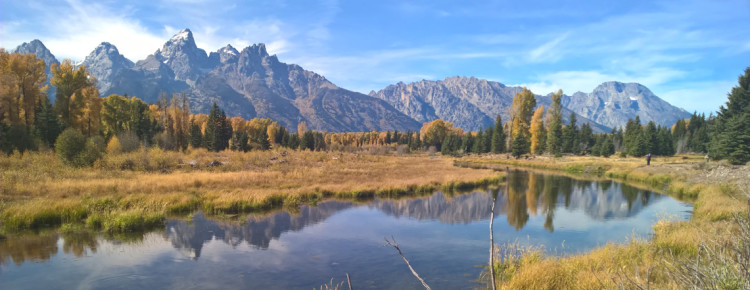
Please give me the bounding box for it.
[370,76,612,132]
[11,39,59,100]
[562,82,691,128]
[13,29,419,132]
[90,29,421,132]
[9,30,690,132]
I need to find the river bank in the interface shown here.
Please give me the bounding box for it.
[460,154,748,289]
[0,149,503,234]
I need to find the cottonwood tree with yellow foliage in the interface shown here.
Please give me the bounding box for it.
[420,119,456,151]
[51,60,97,127]
[529,105,546,154]
[0,50,51,152]
[508,88,536,155]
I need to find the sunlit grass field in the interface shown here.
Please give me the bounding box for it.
[462,154,749,289]
[0,148,503,233]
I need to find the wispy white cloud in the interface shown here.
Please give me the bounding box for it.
[528,32,569,63]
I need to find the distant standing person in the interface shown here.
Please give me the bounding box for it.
[646,153,651,166]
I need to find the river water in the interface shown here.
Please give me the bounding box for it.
[0,169,692,289]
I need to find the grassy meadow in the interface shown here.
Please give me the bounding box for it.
[2,148,748,289]
[0,148,503,234]
[461,154,749,289]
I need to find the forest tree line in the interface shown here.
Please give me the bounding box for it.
[1,51,748,165]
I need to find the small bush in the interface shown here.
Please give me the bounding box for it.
[118,131,140,153]
[106,136,122,155]
[55,128,86,166]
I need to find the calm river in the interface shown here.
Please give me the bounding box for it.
[0,169,692,289]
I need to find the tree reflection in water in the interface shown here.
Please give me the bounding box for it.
[0,170,668,265]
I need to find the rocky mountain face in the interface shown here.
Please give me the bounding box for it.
[72,29,419,132]
[10,30,690,132]
[371,76,611,132]
[11,39,59,100]
[79,42,135,94]
[561,82,691,129]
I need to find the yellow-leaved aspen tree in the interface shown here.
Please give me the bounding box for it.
[529,105,546,155]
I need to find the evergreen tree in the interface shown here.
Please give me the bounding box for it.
[601,135,615,157]
[633,133,648,157]
[546,90,564,155]
[441,135,454,155]
[658,126,675,156]
[301,131,314,150]
[204,103,218,151]
[672,119,688,153]
[216,109,232,151]
[711,67,750,164]
[578,122,593,155]
[561,113,578,153]
[203,103,232,151]
[473,130,484,153]
[255,128,270,150]
[644,121,658,155]
[483,127,493,153]
[461,134,474,153]
[623,116,642,156]
[491,115,506,153]
[34,97,62,147]
[511,134,528,158]
[591,134,603,157]
[612,127,624,153]
[231,131,250,152]
[189,120,202,148]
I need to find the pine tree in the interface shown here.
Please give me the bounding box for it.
[658,126,675,156]
[644,121,658,155]
[624,116,642,156]
[34,97,61,147]
[546,90,564,155]
[511,134,528,158]
[204,103,218,151]
[601,135,615,157]
[189,120,203,148]
[491,115,506,153]
[711,67,750,164]
[591,134,603,157]
[441,135,454,155]
[473,130,484,153]
[578,123,593,155]
[483,127,493,153]
[561,113,578,153]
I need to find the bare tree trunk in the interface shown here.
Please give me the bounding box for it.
[489,186,498,290]
[384,236,431,290]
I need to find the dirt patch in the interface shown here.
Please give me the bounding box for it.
[694,164,750,194]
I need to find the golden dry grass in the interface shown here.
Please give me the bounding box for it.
[463,154,749,289]
[0,149,502,232]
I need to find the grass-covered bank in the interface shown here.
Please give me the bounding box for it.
[460,154,749,289]
[0,149,504,233]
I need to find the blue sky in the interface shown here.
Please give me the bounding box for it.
[2,0,749,115]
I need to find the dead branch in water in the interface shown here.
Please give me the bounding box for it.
[489,186,499,290]
[384,236,431,290]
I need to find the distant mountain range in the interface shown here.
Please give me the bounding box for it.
[10,29,691,132]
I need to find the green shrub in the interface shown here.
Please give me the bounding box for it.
[55,128,86,166]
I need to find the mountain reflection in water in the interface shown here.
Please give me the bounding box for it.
[0,170,692,290]
[163,170,664,259]
[0,169,679,265]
